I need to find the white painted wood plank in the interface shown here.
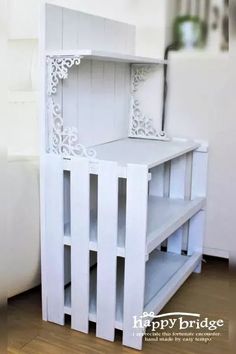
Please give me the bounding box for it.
[104,19,129,53]
[104,19,121,53]
[90,60,105,143]
[191,151,208,199]
[93,138,200,168]
[102,62,116,140]
[46,49,167,65]
[123,164,149,350]
[63,64,78,131]
[149,164,165,251]
[77,12,93,49]
[62,8,78,49]
[149,164,165,197]
[76,59,92,145]
[90,16,105,51]
[167,227,184,254]
[169,155,187,198]
[71,158,90,333]
[58,10,135,54]
[188,149,208,272]
[45,154,64,325]
[167,155,187,254]
[76,60,129,147]
[188,211,205,256]
[126,26,136,55]
[96,161,118,341]
[114,63,130,140]
[45,4,63,50]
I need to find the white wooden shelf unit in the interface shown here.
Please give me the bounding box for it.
[41,5,208,351]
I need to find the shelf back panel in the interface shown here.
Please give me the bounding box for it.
[45,4,135,147]
[62,59,131,147]
[45,4,135,54]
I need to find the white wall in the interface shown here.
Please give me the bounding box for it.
[8,156,40,297]
[166,52,235,258]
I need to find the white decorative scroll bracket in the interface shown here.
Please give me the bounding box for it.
[47,97,97,159]
[46,55,96,159]
[132,64,153,93]
[47,55,82,96]
[129,64,168,141]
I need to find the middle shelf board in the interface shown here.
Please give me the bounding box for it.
[46,49,168,65]
[91,138,200,168]
[64,250,201,330]
[64,196,205,257]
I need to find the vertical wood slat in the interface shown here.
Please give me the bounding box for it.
[123,164,149,350]
[103,62,116,140]
[45,4,63,50]
[149,164,165,251]
[45,154,64,325]
[77,60,92,145]
[114,64,128,140]
[167,155,188,254]
[71,158,90,333]
[62,8,78,49]
[149,164,165,197]
[188,149,208,272]
[96,161,118,341]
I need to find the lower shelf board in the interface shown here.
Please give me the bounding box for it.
[64,250,201,330]
[64,196,205,257]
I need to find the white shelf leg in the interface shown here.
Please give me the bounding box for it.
[167,154,191,254]
[188,149,208,273]
[188,210,205,273]
[44,155,64,325]
[96,161,118,341]
[71,158,90,333]
[123,164,148,350]
[149,164,165,251]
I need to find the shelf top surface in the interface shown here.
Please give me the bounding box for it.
[92,138,200,168]
[46,49,167,64]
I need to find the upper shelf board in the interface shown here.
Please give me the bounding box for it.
[46,49,168,65]
[91,138,200,168]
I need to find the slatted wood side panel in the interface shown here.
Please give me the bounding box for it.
[70,158,90,333]
[123,164,149,350]
[188,150,208,272]
[44,155,64,325]
[96,161,118,341]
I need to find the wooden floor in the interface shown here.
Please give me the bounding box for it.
[8,257,229,354]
